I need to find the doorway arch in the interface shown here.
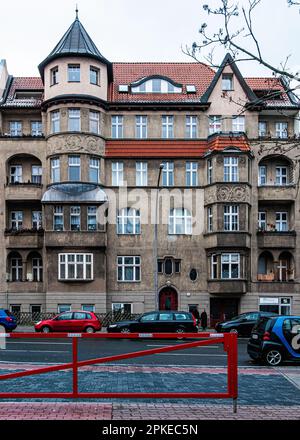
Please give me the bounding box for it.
[159,287,178,310]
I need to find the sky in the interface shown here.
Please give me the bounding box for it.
[0,0,299,78]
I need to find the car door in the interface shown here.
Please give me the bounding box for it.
[240,313,259,336]
[137,312,159,332]
[158,312,174,332]
[282,318,300,357]
[52,312,74,331]
[73,312,89,331]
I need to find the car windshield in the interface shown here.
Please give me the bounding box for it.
[230,315,244,321]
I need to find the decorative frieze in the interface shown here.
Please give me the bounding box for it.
[47,134,105,156]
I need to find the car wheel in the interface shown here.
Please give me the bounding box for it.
[263,349,282,366]
[85,326,95,334]
[176,328,185,339]
[41,326,51,333]
[120,327,131,333]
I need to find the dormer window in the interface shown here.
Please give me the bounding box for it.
[222,74,233,91]
[68,64,80,82]
[131,77,182,94]
[14,91,43,99]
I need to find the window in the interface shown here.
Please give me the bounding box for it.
[10,165,22,183]
[131,78,182,94]
[259,121,267,137]
[59,253,93,280]
[207,159,213,184]
[168,208,192,235]
[152,78,161,92]
[222,74,233,91]
[276,212,288,231]
[68,109,81,131]
[221,253,240,279]
[162,115,174,138]
[140,313,157,322]
[90,66,100,85]
[51,111,60,133]
[89,157,100,183]
[10,305,21,315]
[32,258,43,282]
[209,116,221,134]
[117,256,141,282]
[10,211,23,230]
[68,64,80,82]
[10,121,22,136]
[162,162,174,186]
[53,206,63,231]
[51,157,60,183]
[135,115,147,138]
[224,205,239,231]
[258,165,267,185]
[31,121,42,136]
[32,211,42,229]
[32,165,42,184]
[224,157,239,182]
[211,254,218,279]
[232,116,245,133]
[117,208,141,234]
[58,304,71,313]
[276,122,288,138]
[87,206,97,231]
[10,258,23,281]
[186,162,198,186]
[112,303,132,314]
[112,162,124,186]
[68,155,81,181]
[82,304,95,312]
[70,206,81,231]
[259,297,291,315]
[89,111,100,134]
[111,115,123,138]
[276,167,288,185]
[258,212,266,230]
[51,66,59,85]
[207,207,213,232]
[136,162,148,186]
[185,116,197,138]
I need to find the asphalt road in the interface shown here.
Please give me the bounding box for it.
[0,336,252,366]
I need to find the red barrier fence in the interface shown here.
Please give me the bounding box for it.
[0,332,238,412]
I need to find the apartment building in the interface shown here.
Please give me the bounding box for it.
[0,14,299,324]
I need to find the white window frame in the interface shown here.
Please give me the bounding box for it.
[258,165,267,185]
[135,115,147,139]
[209,116,221,134]
[32,211,42,229]
[136,162,148,186]
[90,66,100,85]
[112,303,132,313]
[211,254,218,279]
[89,111,100,134]
[117,208,141,235]
[70,206,81,231]
[186,161,198,186]
[68,64,80,82]
[68,109,81,132]
[185,116,197,138]
[53,206,64,231]
[51,157,60,183]
[58,304,72,313]
[207,207,213,232]
[275,122,288,139]
[10,257,23,281]
[10,165,22,183]
[32,165,42,184]
[32,257,43,282]
[87,206,97,231]
[232,116,245,133]
[162,162,174,186]
[51,66,59,85]
[10,121,22,136]
[207,159,213,184]
[58,253,93,281]
[111,115,123,138]
[275,166,288,185]
[162,115,174,139]
[31,121,42,136]
[51,111,60,133]
[222,74,233,91]
[221,253,240,279]
[89,157,100,183]
[224,157,239,182]
[117,256,141,282]
[168,208,192,235]
[258,211,266,230]
[10,211,23,230]
[259,121,267,137]
[224,205,239,231]
[68,155,81,181]
[82,304,95,312]
[276,212,288,232]
[112,162,124,186]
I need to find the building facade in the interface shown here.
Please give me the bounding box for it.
[0,15,300,323]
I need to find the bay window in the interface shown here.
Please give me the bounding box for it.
[59,253,93,280]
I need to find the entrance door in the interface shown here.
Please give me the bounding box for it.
[210,298,239,327]
[159,287,178,311]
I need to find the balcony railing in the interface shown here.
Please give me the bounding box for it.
[257,230,296,248]
[5,228,44,249]
[5,183,43,200]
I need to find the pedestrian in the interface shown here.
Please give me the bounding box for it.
[200,309,208,331]
[191,307,200,325]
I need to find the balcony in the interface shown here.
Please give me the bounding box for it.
[207,279,247,294]
[257,185,296,201]
[5,229,44,249]
[204,232,251,249]
[255,281,296,294]
[257,231,296,248]
[5,183,43,201]
[45,231,107,248]
[6,281,44,293]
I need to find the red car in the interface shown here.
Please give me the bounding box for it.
[35,311,102,333]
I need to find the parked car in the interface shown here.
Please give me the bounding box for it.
[248,315,300,366]
[0,309,18,332]
[215,311,278,337]
[35,311,102,333]
[107,310,198,333]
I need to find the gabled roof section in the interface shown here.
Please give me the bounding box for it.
[0,77,44,108]
[38,16,112,81]
[201,53,257,103]
[245,77,300,108]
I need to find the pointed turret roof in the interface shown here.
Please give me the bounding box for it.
[38,15,112,81]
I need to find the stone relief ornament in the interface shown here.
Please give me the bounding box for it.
[216,185,249,202]
[47,134,104,155]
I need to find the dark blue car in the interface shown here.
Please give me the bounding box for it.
[248,315,300,366]
[0,309,18,332]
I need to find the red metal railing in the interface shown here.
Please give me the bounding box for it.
[0,332,238,412]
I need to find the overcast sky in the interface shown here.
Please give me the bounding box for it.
[0,0,299,78]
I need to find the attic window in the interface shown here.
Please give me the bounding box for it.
[222,74,233,91]
[119,85,129,93]
[186,85,196,93]
[254,89,283,101]
[131,78,182,94]
[15,91,43,99]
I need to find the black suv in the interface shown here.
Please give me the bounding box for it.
[215,311,278,337]
[248,315,300,366]
[107,311,198,333]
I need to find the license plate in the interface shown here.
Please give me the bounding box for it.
[252,334,258,340]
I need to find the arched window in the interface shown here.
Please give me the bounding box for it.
[8,252,23,282]
[168,208,192,235]
[117,208,141,235]
[131,78,182,94]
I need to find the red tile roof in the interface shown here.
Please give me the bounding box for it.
[245,77,284,90]
[109,62,215,102]
[1,77,44,108]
